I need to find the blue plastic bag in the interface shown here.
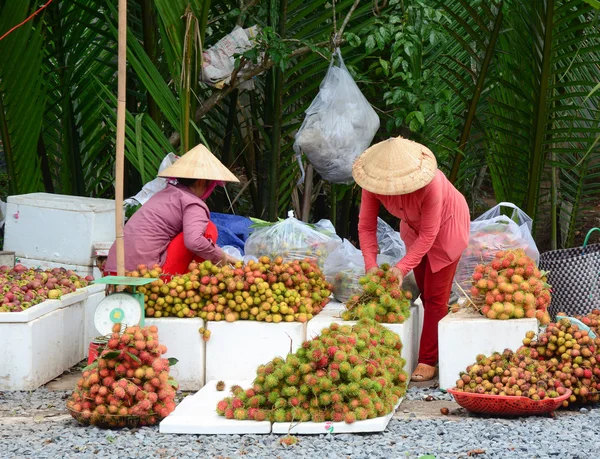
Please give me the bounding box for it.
[211,212,253,255]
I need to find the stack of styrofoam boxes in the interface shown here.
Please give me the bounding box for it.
[438,309,539,390]
[146,318,207,391]
[204,320,307,383]
[3,193,116,278]
[0,285,102,390]
[306,301,420,375]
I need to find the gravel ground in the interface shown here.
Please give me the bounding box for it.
[1,386,599,459]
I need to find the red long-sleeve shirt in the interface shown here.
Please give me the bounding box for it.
[105,183,223,272]
[358,170,470,276]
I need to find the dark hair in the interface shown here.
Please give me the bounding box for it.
[177,178,198,187]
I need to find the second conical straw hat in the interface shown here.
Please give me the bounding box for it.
[352,137,437,195]
[158,144,239,182]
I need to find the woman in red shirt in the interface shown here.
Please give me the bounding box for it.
[105,144,239,275]
[353,137,470,381]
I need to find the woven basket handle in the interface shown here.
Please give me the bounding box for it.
[583,227,600,248]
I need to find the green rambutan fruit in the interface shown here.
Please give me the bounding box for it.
[282,386,298,397]
[347,382,361,396]
[319,377,333,391]
[274,398,288,409]
[268,390,280,404]
[310,409,326,423]
[348,369,362,382]
[254,409,267,422]
[233,408,248,420]
[328,369,341,381]
[230,385,243,395]
[299,384,310,395]
[286,354,301,368]
[356,407,369,420]
[299,363,313,375]
[339,361,352,373]
[318,392,332,406]
[285,374,300,386]
[216,381,226,391]
[265,374,279,389]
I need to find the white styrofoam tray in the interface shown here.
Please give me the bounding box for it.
[438,309,539,390]
[4,193,116,266]
[205,321,306,382]
[306,302,418,375]
[271,397,404,434]
[145,318,206,391]
[160,380,404,435]
[160,380,271,434]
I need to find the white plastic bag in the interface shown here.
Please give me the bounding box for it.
[324,239,365,303]
[202,25,260,90]
[293,49,380,184]
[244,211,341,268]
[124,153,179,209]
[0,199,6,228]
[455,202,539,288]
[376,217,406,264]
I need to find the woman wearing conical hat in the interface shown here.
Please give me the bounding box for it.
[105,144,240,275]
[353,137,470,382]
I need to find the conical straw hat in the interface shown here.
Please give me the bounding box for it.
[352,137,437,195]
[158,144,239,182]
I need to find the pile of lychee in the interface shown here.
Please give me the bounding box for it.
[128,256,332,322]
[0,265,93,313]
[454,317,600,407]
[215,319,407,424]
[342,264,412,324]
[66,324,178,427]
[520,318,600,406]
[468,249,551,323]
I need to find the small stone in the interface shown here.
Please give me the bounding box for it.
[580,408,589,414]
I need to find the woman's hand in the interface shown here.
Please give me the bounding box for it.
[366,266,379,275]
[219,252,239,266]
[390,266,404,288]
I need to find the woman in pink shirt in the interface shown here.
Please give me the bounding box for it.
[105,145,240,275]
[353,137,470,381]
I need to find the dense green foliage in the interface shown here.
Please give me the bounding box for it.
[0,0,599,250]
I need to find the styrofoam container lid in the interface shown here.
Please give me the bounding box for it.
[7,193,115,212]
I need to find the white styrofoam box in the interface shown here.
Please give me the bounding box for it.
[205,321,305,382]
[82,284,107,356]
[16,257,94,278]
[0,251,15,267]
[145,318,206,391]
[306,303,417,374]
[4,193,116,266]
[272,397,403,434]
[160,380,271,434]
[413,297,424,368]
[438,310,539,390]
[0,297,88,390]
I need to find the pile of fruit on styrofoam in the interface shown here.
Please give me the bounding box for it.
[67,323,178,428]
[0,264,93,312]
[466,249,551,323]
[214,319,407,424]
[127,257,332,322]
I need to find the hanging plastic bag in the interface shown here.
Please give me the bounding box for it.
[324,239,365,303]
[293,49,380,184]
[454,202,540,289]
[244,211,341,268]
[376,217,406,264]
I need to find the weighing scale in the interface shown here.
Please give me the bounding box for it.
[91,276,158,336]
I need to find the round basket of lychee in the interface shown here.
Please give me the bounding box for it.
[66,324,179,428]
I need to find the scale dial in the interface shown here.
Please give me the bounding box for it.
[94,292,142,336]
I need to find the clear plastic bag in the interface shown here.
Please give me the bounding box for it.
[293,49,380,184]
[455,202,540,289]
[324,239,365,303]
[376,217,406,265]
[244,211,341,268]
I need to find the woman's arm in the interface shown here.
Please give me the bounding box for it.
[396,183,443,276]
[182,203,224,264]
[358,189,381,271]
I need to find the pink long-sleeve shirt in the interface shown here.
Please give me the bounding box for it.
[358,170,470,276]
[105,183,223,272]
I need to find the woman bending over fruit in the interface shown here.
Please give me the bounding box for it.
[105,144,239,276]
[353,137,470,382]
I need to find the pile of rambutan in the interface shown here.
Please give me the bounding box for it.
[466,249,551,323]
[215,319,407,424]
[342,264,412,323]
[66,323,179,428]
